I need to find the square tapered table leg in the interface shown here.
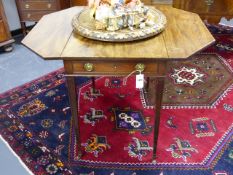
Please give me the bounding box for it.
[152,77,165,160]
[66,76,82,159]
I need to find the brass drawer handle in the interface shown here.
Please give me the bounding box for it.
[84,63,94,72]
[25,4,30,9]
[135,63,145,72]
[47,3,52,9]
[113,64,117,70]
[205,0,214,6]
[27,13,31,18]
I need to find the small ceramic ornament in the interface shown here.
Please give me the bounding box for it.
[88,0,156,31]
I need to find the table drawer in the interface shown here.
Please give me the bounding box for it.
[20,11,55,21]
[67,61,167,76]
[19,1,57,11]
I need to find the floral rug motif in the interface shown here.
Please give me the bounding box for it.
[0,25,233,175]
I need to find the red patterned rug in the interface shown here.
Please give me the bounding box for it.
[0,25,233,175]
[71,54,233,169]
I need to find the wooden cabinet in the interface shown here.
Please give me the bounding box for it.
[173,0,233,24]
[16,0,70,35]
[0,0,14,52]
[70,0,86,6]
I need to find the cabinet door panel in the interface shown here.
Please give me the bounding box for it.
[173,0,233,24]
[0,20,8,42]
[173,0,233,16]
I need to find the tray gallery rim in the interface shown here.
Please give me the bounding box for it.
[72,7,167,42]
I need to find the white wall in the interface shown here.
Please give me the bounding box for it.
[2,0,21,31]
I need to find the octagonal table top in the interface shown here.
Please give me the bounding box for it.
[22,5,215,61]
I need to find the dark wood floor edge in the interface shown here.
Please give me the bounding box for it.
[11,28,24,37]
[11,25,35,37]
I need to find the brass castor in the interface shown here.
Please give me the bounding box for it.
[4,45,13,52]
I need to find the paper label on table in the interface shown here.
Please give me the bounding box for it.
[136,74,144,89]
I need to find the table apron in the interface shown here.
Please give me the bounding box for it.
[63,60,168,77]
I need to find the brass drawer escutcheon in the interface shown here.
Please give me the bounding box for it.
[84,63,94,72]
[47,3,52,9]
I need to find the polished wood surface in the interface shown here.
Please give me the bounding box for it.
[0,0,14,51]
[62,33,168,59]
[22,7,80,58]
[173,0,233,24]
[70,0,86,6]
[22,5,215,160]
[22,6,215,60]
[16,0,70,35]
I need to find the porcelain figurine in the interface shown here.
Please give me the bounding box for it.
[88,0,154,31]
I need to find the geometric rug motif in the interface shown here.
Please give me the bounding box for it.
[112,107,153,135]
[0,66,233,174]
[189,117,217,138]
[166,137,198,162]
[113,108,147,130]
[141,53,233,109]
